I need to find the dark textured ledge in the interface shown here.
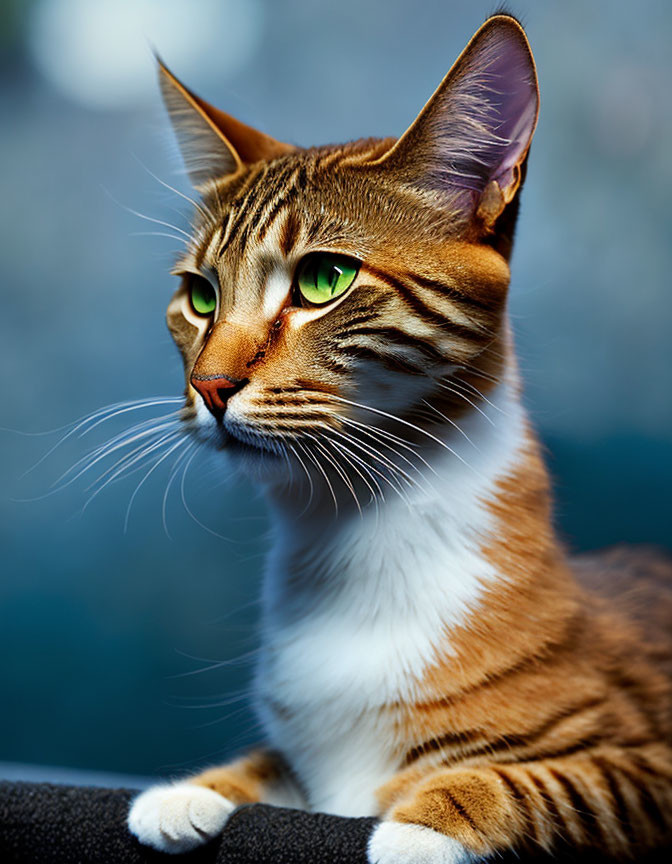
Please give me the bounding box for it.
[0,781,670,863]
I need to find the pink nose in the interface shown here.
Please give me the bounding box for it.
[190,374,245,417]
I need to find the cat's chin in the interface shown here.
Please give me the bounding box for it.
[225,433,282,462]
[188,420,286,483]
[224,436,291,488]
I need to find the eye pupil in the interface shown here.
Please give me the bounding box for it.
[297,253,359,306]
[328,266,341,292]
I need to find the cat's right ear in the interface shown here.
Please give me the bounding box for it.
[157,59,294,188]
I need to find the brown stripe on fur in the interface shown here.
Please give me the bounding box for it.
[590,756,637,847]
[529,772,569,840]
[403,695,607,768]
[216,164,266,257]
[279,208,302,256]
[612,767,661,847]
[390,768,524,855]
[629,747,672,781]
[491,767,544,848]
[363,264,492,341]
[254,194,290,246]
[222,160,296,254]
[409,272,496,312]
[332,312,381,333]
[337,325,448,364]
[439,788,481,834]
[337,344,426,374]
[247,410,333,422]
[294,377,346,395]
[547,767,608,847]
[617,761,669,836]
[254,163,307,245]
[315,145,356,173]
[404,728,485,766]
[512,735,607,766]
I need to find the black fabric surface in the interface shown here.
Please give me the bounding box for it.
[1,781,671,863]
[0,782,375,863]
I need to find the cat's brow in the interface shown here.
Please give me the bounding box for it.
[216,162,302,261]
[215,165,266,260]
[194,225,224,270]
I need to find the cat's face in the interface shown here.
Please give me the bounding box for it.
[161,15,538,483]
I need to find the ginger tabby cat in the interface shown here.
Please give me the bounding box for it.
[128,13,672,863]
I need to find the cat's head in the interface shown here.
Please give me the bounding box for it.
[160,14,538,490]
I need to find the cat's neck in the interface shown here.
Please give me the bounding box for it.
[259,371,556,662]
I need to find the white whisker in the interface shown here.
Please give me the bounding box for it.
[83,432,177,493]
[133,155,215,224]
[421,399,480,448]
[308,434,362,516]
[83,402,182,436]
[169,648,261,678]
[298,440,339,516]
[328,428,418,493]
[162,442,197,540]
[326,435,394,505]
[340,416,437,480]
[322,438,379,513]
[68,413,183,479]
[82,431,182,512]
[287,442,315,516]
[435,380,494,425]
[130,231,190,247]
[179,449,234,542]
[327,393,480,479]
[20,397,182,478]
[449,376,508,415]
[101,186,193,240]
[124,436,188,532]
[57,420,180,490]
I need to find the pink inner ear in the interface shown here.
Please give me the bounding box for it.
[419,22,539,203]
[478,32,539,192]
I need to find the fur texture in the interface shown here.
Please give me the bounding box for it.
[128,13,672,862]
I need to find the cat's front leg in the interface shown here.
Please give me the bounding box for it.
[369,743,672,864]
[128,749,299,854]
[367,762,497,864]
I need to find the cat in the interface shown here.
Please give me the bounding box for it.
[127,13,672,863]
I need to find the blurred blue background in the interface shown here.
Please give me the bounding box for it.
[1,0,670,779]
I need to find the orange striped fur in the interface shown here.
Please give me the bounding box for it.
[128,13,672,862]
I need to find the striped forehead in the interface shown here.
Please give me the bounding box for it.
[186,154,370,316]
[189,177,305,319]
[193,138,394,262]
[214,161,308,260]
[178,137,459,321]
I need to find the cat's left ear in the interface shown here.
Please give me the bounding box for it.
[375,14,539,226]
[157,59,295,188]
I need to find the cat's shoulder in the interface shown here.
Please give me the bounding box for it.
[573,544,672,609]
[572,545,672,670]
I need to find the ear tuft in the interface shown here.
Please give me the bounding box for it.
[378,15,539,220]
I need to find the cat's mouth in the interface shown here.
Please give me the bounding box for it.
[185,403,286,461]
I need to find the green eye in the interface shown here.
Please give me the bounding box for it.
[189,277,217,316]
[296,253,359,306]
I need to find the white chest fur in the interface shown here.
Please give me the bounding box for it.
[255,384,525,816]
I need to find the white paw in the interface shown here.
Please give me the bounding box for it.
[368,822,476,864]
[127,782,234,854]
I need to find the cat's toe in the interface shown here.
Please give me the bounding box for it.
[368,822,477,864]
[128,782,234,853]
